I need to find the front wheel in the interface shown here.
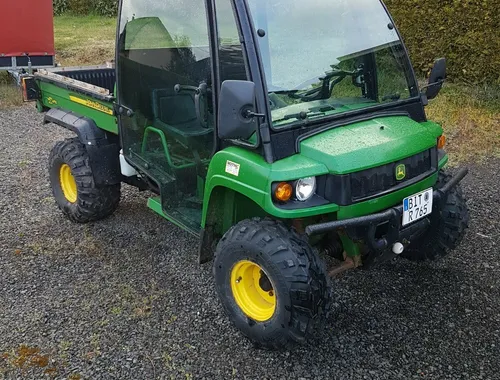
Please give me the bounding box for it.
[213,218,331,349]
[49,138,121,223]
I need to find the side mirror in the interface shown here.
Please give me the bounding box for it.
[425,58,446,100]
[218,80,258,140]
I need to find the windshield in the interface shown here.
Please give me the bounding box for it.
[247,0,419,129]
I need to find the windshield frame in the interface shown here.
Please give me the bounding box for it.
[246,0,423,133]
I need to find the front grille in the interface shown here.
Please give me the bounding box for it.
[350,149,435,201]
[317,148,437,206]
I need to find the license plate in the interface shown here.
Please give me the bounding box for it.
[402,188,433,226]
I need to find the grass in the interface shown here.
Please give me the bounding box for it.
[1,15,115,110]
[1,15,498,162]
[0,73,23,109]
[426,83,500,163]
[54,15,116,66]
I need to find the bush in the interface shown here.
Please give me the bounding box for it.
[92,0,118,17]
[53,0,117,17]
[385,0,500,84]
[53,0,69,15]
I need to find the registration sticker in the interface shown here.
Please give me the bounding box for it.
[225,161,240,177]
[402,188,433,226]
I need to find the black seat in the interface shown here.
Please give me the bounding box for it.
[152,88,212,144]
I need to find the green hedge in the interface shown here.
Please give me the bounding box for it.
[53,0,117,18]
[385,0,500,84]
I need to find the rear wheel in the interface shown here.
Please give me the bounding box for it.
[402,170,469,261]
[49,138,121,223]
[213,218,331,349]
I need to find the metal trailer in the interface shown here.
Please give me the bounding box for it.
[0,0,55,72]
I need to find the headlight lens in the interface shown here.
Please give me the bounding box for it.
[295,177,316,201]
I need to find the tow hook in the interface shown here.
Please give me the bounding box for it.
[328,253,362,277]
[392,242,404,255]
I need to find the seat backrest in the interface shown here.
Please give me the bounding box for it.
[152,88,198,126]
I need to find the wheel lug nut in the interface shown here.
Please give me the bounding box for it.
[269,291,274,296]
[235,276,242,284]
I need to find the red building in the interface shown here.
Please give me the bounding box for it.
[0,0,55,69]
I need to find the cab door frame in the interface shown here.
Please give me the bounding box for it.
[225,0,274,163]
[114,0,218,172]
[113,0,273,169]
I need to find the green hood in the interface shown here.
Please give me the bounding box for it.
[300,116,442,174]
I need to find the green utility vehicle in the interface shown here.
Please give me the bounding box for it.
[25,0,469,349]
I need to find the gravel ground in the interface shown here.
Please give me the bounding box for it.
[0,105,499,380]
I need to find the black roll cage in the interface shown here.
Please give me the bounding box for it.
[114,0,425,164]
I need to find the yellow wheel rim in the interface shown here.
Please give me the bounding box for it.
[230,260,276,322]
[59,164,77,203]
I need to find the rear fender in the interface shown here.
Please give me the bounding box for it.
[44,108,121,186]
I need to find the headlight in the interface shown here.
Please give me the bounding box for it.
[295,177,316,201]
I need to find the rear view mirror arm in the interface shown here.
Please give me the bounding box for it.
[420,79,445,92]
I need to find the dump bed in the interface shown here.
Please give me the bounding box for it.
[35,65,118,134]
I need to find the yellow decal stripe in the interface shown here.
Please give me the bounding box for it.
[69,95,113,115]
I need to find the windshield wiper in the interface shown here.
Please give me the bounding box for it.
[274,110,326,123]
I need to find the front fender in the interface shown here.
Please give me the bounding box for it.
[202,147,340,228]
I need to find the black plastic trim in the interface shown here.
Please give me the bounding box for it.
[305,168,469,247]
[22,76,41,101]
[274,194,329,210]
[317,148,437,206]
[233,0,274,163]
[318,174,352,206]
[44,108,121,186]
[354,168,436,203]
[438,148,446,162]
[350,148,437,202]
[115,0,128,164]
[268,92,425,137]
[206,0,220,155]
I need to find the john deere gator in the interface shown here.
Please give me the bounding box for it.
[23,0,469,349]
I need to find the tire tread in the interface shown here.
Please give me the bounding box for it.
[49,138,121,223]
[214,218,331,350]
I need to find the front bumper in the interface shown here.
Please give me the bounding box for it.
[305,168,468,252]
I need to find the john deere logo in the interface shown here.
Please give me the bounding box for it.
[396,164,406,181]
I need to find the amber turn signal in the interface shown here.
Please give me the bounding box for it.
[274,182,293,202]
[21,78,29,102]
[437,135,447,149]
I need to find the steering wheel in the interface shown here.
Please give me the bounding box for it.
[289,67,363,101]
[174,83,211,128]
